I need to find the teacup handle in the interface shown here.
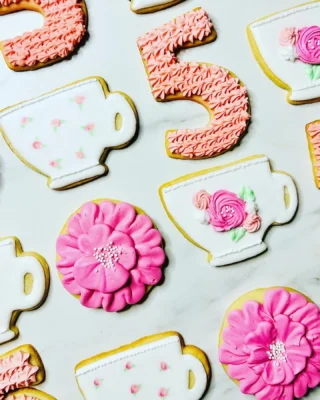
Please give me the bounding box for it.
[182,354,207,400]
[18,255,46,310]
[272,172,298,224]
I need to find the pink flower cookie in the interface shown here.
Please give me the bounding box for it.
[56,200,166,312]
[219,287,320,400]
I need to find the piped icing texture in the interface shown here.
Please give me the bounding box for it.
[0,351,38,399]
[307,122,320,186]
[219,288,320,400]
[137,8,250,159]
[0,0,86,68]
[56,201,165,312]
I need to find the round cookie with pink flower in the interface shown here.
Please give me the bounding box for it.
[192,186,261,243]
[219,287,320,400]
[279,25,320,80]
[56,199,166,312]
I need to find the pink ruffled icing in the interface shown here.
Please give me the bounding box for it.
[137,8,250,159]
[296,26,320,65]
[208,190,247,232]
[279,27,298,46]
[56,201,165,312]
[219,288,320,399]
[192,190,210,210]
[0,0,86,68]
[243,214,261,233]
[307,122,320,184]
[0,351,38,399]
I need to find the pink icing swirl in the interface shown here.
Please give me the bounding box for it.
[279,27,298,46]
[137,8,250,159]
[219,288,320,400]
[0,0,86,68]
[56,201,165,312]
[296,26,320,65]
[307,122,320,184]
[192,190,210,210]
[243,214,261,233]
[0,351,38,399]
[208,190,247,232]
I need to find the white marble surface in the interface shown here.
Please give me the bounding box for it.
[0,0,319,399]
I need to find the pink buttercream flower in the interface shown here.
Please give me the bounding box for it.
[75,96,85,105]
[93,378,103,388]
[296,26,320,64]
[160,362,169,371]
[219,288,320,400]
[125,361,134,370]
[243,214,261,233]
[56,201,165,312]
[192,190,210,210]
[279,27,298,46]
[130,384,141,394]
[159,388,169,397]
[51,119,62,128]
[208,190,247,232]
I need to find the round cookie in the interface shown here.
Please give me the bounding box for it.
[219,287,320,399]
[56,199,166,312]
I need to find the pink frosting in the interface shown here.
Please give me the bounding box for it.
[307,122,320,184]
[192,190,210,210]
[0,351,39,399]
[279,27,298,46]
[219,288,320,399]
[208,190,247,232]
[243,214,261,233]
[137,8,250,159]
[56,201,165,312]
[0,0,86,68]
[296,26,320,64]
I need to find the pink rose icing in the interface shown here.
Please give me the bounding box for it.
[192,190,210,210]
[243,214,261,233]
[56,201,165,312]
[296,26,320,65]
[0,0,86,68]
[0,351,39,399]
[137,8,250,159]
[279,27,298,46]
[307,122,320,185]
[208,190,247,232]
[219,288,320,399]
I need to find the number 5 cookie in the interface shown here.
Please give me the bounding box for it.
[0,0,87,71]
[0,237,49,345]
[159,155,298,266]
[0,77,137,190]
[75,332,210,399]
[248,1,320,104]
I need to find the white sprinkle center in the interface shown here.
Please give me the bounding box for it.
[266,340,287,366]
[93,241,122,270]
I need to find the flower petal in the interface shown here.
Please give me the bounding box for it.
[247,347,270,365]
[228,301,268,335]
[128,214,153,243]
[275,315,305,346]
[108,230,134,248]
[135,265,162,286]
[117,246,137,271]
[67,213,84,238]
[219,342,248,366]
[56,235,82,270]
[61,272,81,295]
[262,359,295,385]
[245,321,276,348]
[264,288,290,318]
[135,228,163,249]
[79,202,100,233]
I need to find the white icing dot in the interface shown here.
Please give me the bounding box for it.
[93,242,122,269]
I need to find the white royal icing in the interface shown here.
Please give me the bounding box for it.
[248,2,320,102]
[0,78,137,189]
[0,238,47,344]
[131,0,179,11]
[160,156,298,267]
[76,335,208,400]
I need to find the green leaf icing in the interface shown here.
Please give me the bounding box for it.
[305,64,320,81]
[238,186,255,202]
[229,227,246,242]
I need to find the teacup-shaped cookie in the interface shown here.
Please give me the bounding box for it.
[159,155,298,266]
[0,77,137,190]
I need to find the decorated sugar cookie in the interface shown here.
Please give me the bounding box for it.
[6,389,56,400]
[248,1,320,104]
[0,0,87,71]
[0,345,45,398]
[137,8,250,159]
[0,237,49,345]
[75,331,210,399]
[159,155,298,266]
[0,77,137,190]
[306,120,320,188]
[219,287,320,400]
[56,199,166,312]
[130,0,185,14]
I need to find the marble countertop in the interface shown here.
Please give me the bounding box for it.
[0,0,319,398]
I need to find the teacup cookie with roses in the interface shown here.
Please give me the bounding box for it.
[56,199,166,312]
[0,0,87,71]
[219,287,320,400]
[130,0,185,14]
[248,1,320,104]
[159,155,298,266]
[75,331,210,399]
